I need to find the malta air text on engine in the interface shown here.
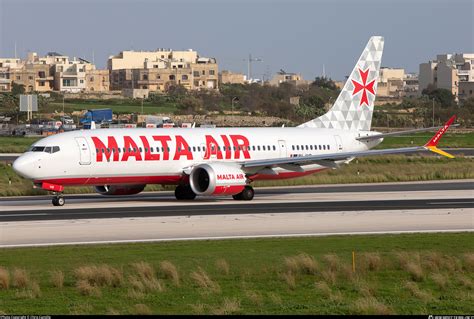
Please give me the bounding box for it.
[91,134,251,162]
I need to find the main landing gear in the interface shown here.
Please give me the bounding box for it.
[175,184,197,200]
[233,185,255,201]
[52,193,65,206]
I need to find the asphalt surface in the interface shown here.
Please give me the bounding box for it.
[1,197,473,222]
[1,148,474,163]
[1,180,473,203]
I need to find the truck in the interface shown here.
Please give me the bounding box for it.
[80,109,113,128]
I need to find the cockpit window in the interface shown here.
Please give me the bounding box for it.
[31,146,45,152]
[29,146,60,153]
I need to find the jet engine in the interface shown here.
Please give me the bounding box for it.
[94,184,146,196]
[189,163,247,196]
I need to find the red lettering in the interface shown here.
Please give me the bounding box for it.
[153,136,172,161]
[122,136,142,161]
[91,136,119,162]
[173,135,193,160]
[140,136,160,161]
[230,135,251,159]
[220,135,232,159]
[204,135,223,160]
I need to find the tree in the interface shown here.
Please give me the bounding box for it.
[311,76,337,90]
[11,83,25,95]
[421,85,455,107]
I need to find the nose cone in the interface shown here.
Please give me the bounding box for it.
[13,155,39,180]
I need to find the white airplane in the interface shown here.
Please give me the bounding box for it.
[13,36,456,206]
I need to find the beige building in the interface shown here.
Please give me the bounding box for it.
[459,81,474,100]
[219,70,246,85]
[0,52,104,93]
[269,72,308,86]
[377,67,405,98]
[86,69,110,92]
[108,49,218,92]
[419,53,474,101]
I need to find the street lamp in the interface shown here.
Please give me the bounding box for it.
[231,97,238,126]
[432,97,435,127]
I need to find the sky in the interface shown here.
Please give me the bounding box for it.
[0,0,472,81]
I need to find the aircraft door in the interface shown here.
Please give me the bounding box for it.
[75,137,91,165]
[334,135,343,152]
[278,140,288,157]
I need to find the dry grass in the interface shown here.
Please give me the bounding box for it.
[159,261,180,286]
[431,272,448,290]
[74,264,123,287]
[457,275,474,290]
[321,269,337,285]
[131,261,154,281]
[353,297,393,315]
[15,281,41,299]
[76,280,102,297]
[281,271,296,290]
[50,270,64,288]
[245,290,263,306]
[190,303,207,314]
[404,281,433,302]
[463,252,474,271]
[215,259,230,275]
[12,268,29,288]
[440,255,462,272]
[127,288,145,300]
[69,303,93,315]
[133,304,152,315]
[211,298,241,315]
[128,275,163,293]
[323,254,340,271]
[315,281,343,302]
[106,308,121,315]
[404,262,424,282]
[422,251,443,272]
[353,278,374,297]
[190,267,220,293]
[284,253,319,275]
[0,267,9,289]
[268,292,282,305]
[361,252,382,271]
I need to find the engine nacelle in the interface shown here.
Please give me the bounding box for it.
[94,184,146,196]
[189,163,247,196]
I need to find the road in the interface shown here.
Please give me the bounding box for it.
[0,180,472,247]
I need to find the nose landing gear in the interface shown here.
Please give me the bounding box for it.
[52,193,65,206]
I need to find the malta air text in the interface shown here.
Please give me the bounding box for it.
[91,134,251,162]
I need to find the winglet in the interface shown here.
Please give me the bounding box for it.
[424,115,456,158]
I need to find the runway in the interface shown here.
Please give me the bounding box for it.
[0,180,473,247]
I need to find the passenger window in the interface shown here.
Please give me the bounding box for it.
[296,145,299,150]
[197,146,201,152]
[328,145,330,150]
[106,148,110,153]
[257,146,261,151]
[273,145,276,151]
[292,145,295,151]
[319,145,322,150]
[252,146,256,151]
[118,148,121,153]
[305,145,308,150]
[310,145,313,150]
[323,145,326,150]
[263,145,266,151]
[145,148,148,153]
[96,148,99,153]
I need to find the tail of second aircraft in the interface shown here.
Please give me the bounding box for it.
[299,36,384,131]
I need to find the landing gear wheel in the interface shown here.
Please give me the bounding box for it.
[233,186,254,201]
[52,195,65,206]
[175,185,196,200]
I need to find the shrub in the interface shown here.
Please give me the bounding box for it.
[133,304,152,315]
[404,281,433,302]
[215,259,230,275]
[353,297,393,315]
[12,268,28,288]
[159,261,179,286]
[190,267,220,292]
[0,267,9,289]
[76,280,101,297]
[50,270,64,288]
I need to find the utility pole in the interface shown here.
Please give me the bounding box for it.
[244,54,262,82]
[432,98,435,127]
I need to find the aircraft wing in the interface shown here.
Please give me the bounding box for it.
[241,115,457,169]
[356,124,460,141]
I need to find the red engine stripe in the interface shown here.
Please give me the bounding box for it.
[212,185,245,195]
[35,175,182,186]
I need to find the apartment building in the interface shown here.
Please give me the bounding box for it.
[419,53,474,101]
[269,71,308,86]
[377,67,405,98]
[0,52,107,93]
[108,49,218,92]
[219,70,246,85]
